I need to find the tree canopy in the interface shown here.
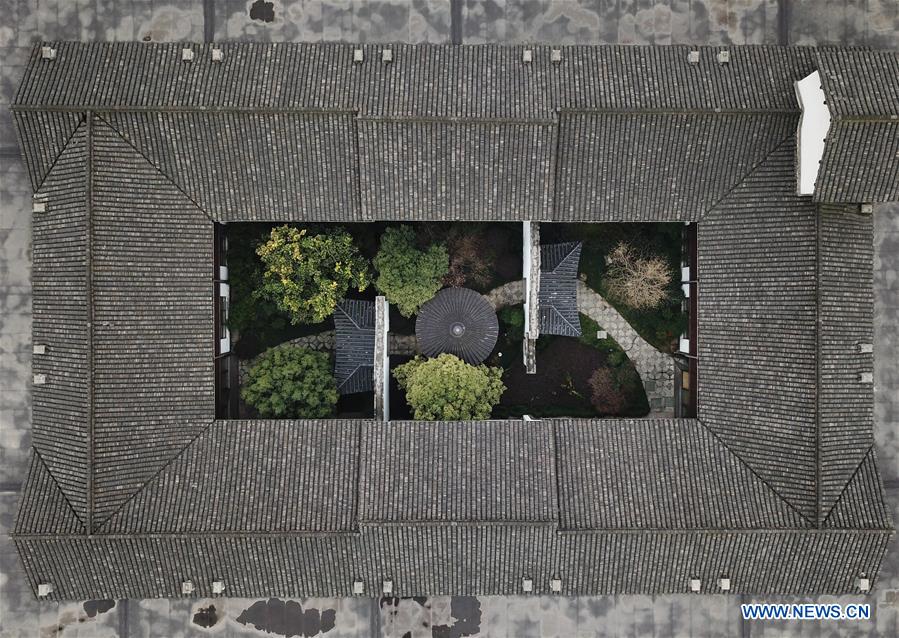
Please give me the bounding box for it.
[393,353,506,420]
[241,345,339,418]
[257,226,370,324]
[374,225,449,317]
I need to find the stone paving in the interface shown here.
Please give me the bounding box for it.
[2,1,899,637]
[482,277,676,415]
[576,281,676,416]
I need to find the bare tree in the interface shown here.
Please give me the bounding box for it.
[603,241,673,310]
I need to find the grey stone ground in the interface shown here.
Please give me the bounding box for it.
[2,1,899,637]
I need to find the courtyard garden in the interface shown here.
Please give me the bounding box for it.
[224,220,684,420]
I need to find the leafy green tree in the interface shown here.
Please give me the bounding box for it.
[257,226,370,325]
[393,353,506,420]
[241,345,338,418]
[226,224,285,339]
[374,225,449,317]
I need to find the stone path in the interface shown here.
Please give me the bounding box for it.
[482,278,676,416]
[576,281,676,417]
[483,280,524,310]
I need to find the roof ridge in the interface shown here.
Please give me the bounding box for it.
[820,445,886,527]
[694,418,816,526]
[22,449,89,534]
[548,304,579,335]
[30,112,86,194]
[695,127,797,223]
[94,419,218,533]
[92,112,215,223]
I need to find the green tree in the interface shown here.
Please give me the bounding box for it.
[241,345,338,418]
[393,353,506,420]
[225,224,285,338]
[257,226,370,325]
[374,225,449,317]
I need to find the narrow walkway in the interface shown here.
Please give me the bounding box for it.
[249,331,418,356]
[576,281,676,416]
[483,279,676,416]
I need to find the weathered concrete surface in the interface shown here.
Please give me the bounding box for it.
[3,1,899,637]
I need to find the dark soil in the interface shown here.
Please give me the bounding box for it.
[336,391,374,418]
[388,354,414,420]
[496,337,606,417]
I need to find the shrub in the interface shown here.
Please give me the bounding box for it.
[241,345,338,418]
[374,225,449,317]
[444,230,494,289]
[257,226,370,325]
[589,364,643,416]
[588,367,627,415]
[393,353,506,420]
[603,241,673,310]
[498,306,525,341]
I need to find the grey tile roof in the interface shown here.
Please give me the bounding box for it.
[13,110,83,191]
[359,420,557,523]
[824,449,892,530]
[814,50,899,203]
[12,43,816,114]
[12,43,820,224]
[13,528,890,599]
[357,119,555,221]
[102,111,362,222]
[98,420,361,534]
[89,117,214,528]
[818,206,875,520]
[30,119,90,522]
[538,242,581,336]
[556,419,808,530]
[333,299,375,395]
[698,136,819,522]
[12,43,892,599]
[14,454,85,536]
[554,112,796,221]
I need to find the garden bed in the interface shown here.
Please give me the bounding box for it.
[493,313,649,419]
[541,222,686,353]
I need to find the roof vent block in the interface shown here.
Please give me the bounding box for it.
[859,372,874,384]
[718,577,731,592]
[353,48,364,64]
[690,578,702,593]
[381,49,392,64]
[551,49,562,64]
[522,49,533,64]
[33,374,46,385]
[522,577,533,593]
[550,577,562,593]
[687,50,700,65]
[352,580,365,595]
[181,48,194,62]
[181,580,195,595]
[716,50,730,65]
[858,342,874,354]
[33,344,46,355]
[37,583,54,597]
[212,580,225,595]
[860,203,874,214]
[382,579,393,595]
[32,195,47,213]
[211,48,224,62]
[858,576,871,592]
[41,46,56,60]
